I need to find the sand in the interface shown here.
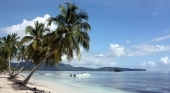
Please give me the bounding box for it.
[0,73,56,93]
[0,73,93,93]
[0,73,130,93]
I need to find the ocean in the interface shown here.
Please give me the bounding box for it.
[22,71,170,93]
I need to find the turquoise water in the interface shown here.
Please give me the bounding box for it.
[22,71,170,93]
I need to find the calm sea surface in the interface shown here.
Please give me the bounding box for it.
[23,71,170,93]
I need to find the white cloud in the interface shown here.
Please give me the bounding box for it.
[95,54,104,57]
[62,50,117,68]
[141,62,146,67]
[152,12,159,16]
[110,44,125,57]
[141,56,170,69]
[109,43,170,57]
[126,40,131,44]
[160,56,170,65]
[151,35,170,42]
[1,14,57,39]
[141,61,156,68]
[148,61,156,67]
[130,44,170,56]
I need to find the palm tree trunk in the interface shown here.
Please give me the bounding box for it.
[21,61,43,86]
[10,66,24,79]
[15,66,24,78]
[10,61,20,78]
[10,61,28,79]
[10,61,34,79]
[8,58,11,74]
[21,51,54,87]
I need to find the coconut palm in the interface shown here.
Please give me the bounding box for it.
[17,45,27,63]
[9,45,28,79]
[20,21,48,48]
[0,33,19,75]
[47,2,91,60]
[20,21,50,61]
[18,21,51,87]
[19,2,91,88]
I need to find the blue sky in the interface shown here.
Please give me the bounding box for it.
[1,0,170,71]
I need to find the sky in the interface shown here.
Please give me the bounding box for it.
[1,0,170,71]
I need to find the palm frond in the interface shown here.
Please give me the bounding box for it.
[19,36,34,45]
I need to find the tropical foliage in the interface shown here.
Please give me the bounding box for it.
[20,2,91,87]
[47,2,91,60]
[0,33,19,74]
[0,60,8,72]
[9,45,28,79]
[0,2,91,89]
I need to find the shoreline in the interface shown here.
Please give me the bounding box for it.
[0,73,56,93]
[0,71,130,93]
[26,71,129,93]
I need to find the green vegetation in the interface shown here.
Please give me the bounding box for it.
[0,2,146,91]
[0,33,19,74]
[18,2,91,88]
[0,2,91,89]
[0,60,8,72]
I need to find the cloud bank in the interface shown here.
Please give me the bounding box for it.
[109,43,170,57]
[0,14,117,68]
[160,56,170,65]
[140,56,170,69]
[1,14,57,39]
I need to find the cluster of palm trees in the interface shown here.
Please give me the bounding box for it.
[0,33,20,74]
[0,2,91,88]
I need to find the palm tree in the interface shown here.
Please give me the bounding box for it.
[18,21,51,87]
[0,33,19,75]
[47,2,90,60]
[19,2,91,88]
[19,21,50,64]
[9,45,27,79]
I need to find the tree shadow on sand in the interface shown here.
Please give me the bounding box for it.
[10,79,51,93]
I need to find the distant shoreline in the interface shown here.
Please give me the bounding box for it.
[11,62,146,72]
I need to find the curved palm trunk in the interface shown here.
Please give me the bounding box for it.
[10,61,29,79]
[21,51,54,87]
[21,61,43,86]
[10,66,24,79]
[10,61,20,78]
[11,62,34,79]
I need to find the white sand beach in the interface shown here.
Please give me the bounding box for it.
[0,74,55,93]
[0,72,128,93]
[0,73,90,93]
[0,73,91,93]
